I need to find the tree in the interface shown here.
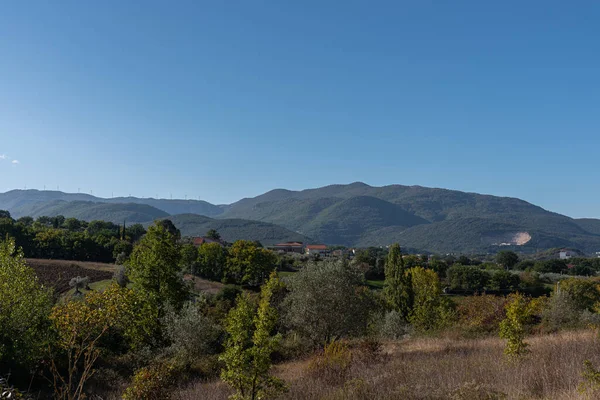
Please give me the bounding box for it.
[383,244,413,320]
[225,240,277,287]
[447,264,491,291]
[0,238,53,369]
[0,210,11,219]
[157,219,181,240]
[180,243,199,273]
[408,267,454,331]
[496,251,519,270]
[69,276,90,295]
[197,242,227,280]
[127,221,187,315]
[206,229,221,241]
[49,284,135,399]
[559,278,600,312]
[499,293,536,359]
[220,272,286,399]
[284,260,373,345]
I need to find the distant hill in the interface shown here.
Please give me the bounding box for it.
[0,190,223,218]
[2,184,600,253]
[158,214,312,246]
[16,200,169,224]
[221,183,600,253]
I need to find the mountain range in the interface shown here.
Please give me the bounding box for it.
[1,183,599,254]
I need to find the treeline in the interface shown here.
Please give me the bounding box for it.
[0,210,145,263]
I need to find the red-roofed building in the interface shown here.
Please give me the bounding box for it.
[306,244,328,256]
[270,242,304,254]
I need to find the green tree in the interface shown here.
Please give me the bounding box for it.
[383,244,413,320]
[197,242,227,280]
[0,238,53,369]
[180,243,199,273]
[225,240,277,287]
[447,264,491,291]
[206,229,221,241]
[220,272,286,399]
[559,278,600,311]
[284,260,373,345]
[127,221,187,314]
[496,251,519,270]
[408,267,454,331]
[499,293,536,359]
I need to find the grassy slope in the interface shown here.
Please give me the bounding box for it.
[177,330,598,400]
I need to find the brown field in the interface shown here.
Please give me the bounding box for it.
[184,274,227,294]
[26,258,115,293]
[175,330,600,400]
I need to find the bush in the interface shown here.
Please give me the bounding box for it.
[162,302,223,367]
[307,340,352,384]
[122,362,177,400]
[559,278,600,311]
[456,294,508,334]
[372,310,411,340]
[542,291,581,331]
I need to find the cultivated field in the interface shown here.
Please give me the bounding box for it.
[26,258,115,293]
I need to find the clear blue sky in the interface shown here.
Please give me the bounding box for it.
[1,1,599,217]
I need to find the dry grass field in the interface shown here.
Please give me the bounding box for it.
[175,330,600,400]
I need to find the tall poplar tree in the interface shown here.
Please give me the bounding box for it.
[383,243,413,320]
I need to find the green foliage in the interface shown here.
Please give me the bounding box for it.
[49,284,137,399]
[0,238,53,369]
[457,294,508,334]
[578,360,600,395]
[307,340,352,384]
[284,260,374,345]
[495,251,519,269]
[197,242,227,281]
[220,272,287,400]
[127,221,188,314]
[408,267,455,331]
[206,228,221,240]
[542,291,581,331]
[224,240,277,287]
[488,270,520,291]
[162,302,222,366]
[383,244,413,320]
[559,278,600,312]
[447,265,490,291]
[122,362,177,400]
[499,293,536,359]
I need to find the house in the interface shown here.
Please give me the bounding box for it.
[270,242,304,254]
[191,237,225,247]
[306,244,328,256]
[559,250,574,260]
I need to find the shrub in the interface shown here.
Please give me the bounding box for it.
[499,293,536,359]
[542,291,581,331]
[456,294,508,334]
[559,278,600,312]
[162,302,223,367]
[122,362,177,400]
[372,310,411,340]
[307,340,352,384]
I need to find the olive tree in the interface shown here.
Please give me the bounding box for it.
[283,260,374,345]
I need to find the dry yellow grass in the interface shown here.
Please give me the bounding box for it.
[176,330,600,400]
